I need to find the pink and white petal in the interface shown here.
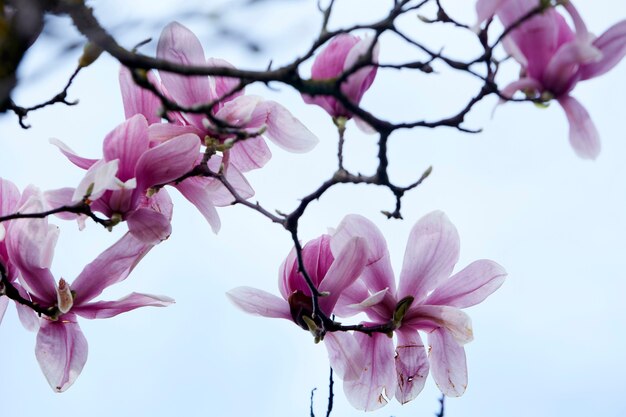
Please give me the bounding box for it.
[103,115,150,181]
[43,188,80,221]
[73,292,174,319]
[405,305,473,345]
[474,0,503,28]
[557,95,601,160]
[148,123,202,144]
[395,327,429,404]
[331,214,396,294]
[398,211,460,303]
[227,136,272,172]
[249,100,319,153]
[207,58,244,102]
[119,66,161,124]
[580,20,626,80]
[14,283,40,331]
[324,331,365,381]
[71,232,153,304]
[498,77,542,101]
[502,35,528,67]
[342,37,378,105]
[543,41,601,94]
[174,179,221,233]
[428,328,468,397]
[157,22,211,130]
[226,286,291,320]
[312,34,360,79]
[0,177,20,216]
[35,317,88,392]
[72,159,136,203]
[126,207,172,244]
[343,331,396,411]
[214,95,262,127]
[135,133,200,190]
[49,138,98,170]
[318,237,368,314]
[425,260,506,308]
[301,93,339,118]
[353,116,376,134]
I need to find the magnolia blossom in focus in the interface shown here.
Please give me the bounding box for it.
[153,22,318,172]
[491,0,626,159]
[327,212,506,410]
[226,234,370,382]
[5,190,173,392]
[49,114,201,243]
[302,33,378,131]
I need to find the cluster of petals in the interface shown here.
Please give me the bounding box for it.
[228,211,505,410]
[302,33,378,131]
[1,182,172,392]
[481,0,626,159]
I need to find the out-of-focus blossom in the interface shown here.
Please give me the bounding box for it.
[152,22,318,173]
[492,0,626,159]
[327,212,505,410]
[302,33,378,131]
[5,191,172,392]
[227,234,369,381]
[50,114,201,242]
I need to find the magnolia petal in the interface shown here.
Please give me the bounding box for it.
[43,188,82,221]
[250,100,319,153]
[353,116,376,134]
[148,123,203,144]
[126,207,172,244]
[543,40,601,94]
[175,178,221,233]
[425,260,506,308]
[395,327,429,404]
[312,34,360,79]
[405,305,473,345]
[207,58,244,102]
[15,283,39,331]
[103,115,150,182]
[341,36,378,106]
[49,138,98,170]
[318,237,368,314]
[343,331,396,411]
[205,157,254,206]
[428,328,468,397]
[331,214,396,294]
[348,288,388,310]
[157,22,211,119]
[73,292,174,319]
[35,317,88,392]
[214,94,262,127]
[119,66,161,124]
[474,0,503,28]
[558,95,601,160]
[580,19,626,80]
[71,232,153,304]
[0,177,20,216]
[226,286,291,320]
[323,332,365,381]
[227,136,272,172]
[398,211,460,303]
[135,133,200,191]
[72,159,136,203]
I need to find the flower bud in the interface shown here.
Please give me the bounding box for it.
[56,278,73,314]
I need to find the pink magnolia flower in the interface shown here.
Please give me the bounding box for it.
[494,1,626,159]
[5,191,173,392]
[50,114,201,242]
[327,212,506,410]
[0,178,37,328]
[302,34,378,130]
[226,234,370,382]
[118,66,255,233]
[153,22,318,172]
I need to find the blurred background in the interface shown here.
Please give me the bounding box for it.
[1,1,625,416]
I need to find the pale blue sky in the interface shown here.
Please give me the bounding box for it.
[1,1,626,416]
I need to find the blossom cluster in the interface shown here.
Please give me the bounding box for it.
[0,0,624,412]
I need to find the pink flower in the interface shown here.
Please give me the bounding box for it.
[327,212,505,410]
[494,1,626,159]
[302,34,378,129]
[50,114,201,242]
[118,66,256,233]
[5,191,173,392]
[153,22,318,172]
[226,234,369,381]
